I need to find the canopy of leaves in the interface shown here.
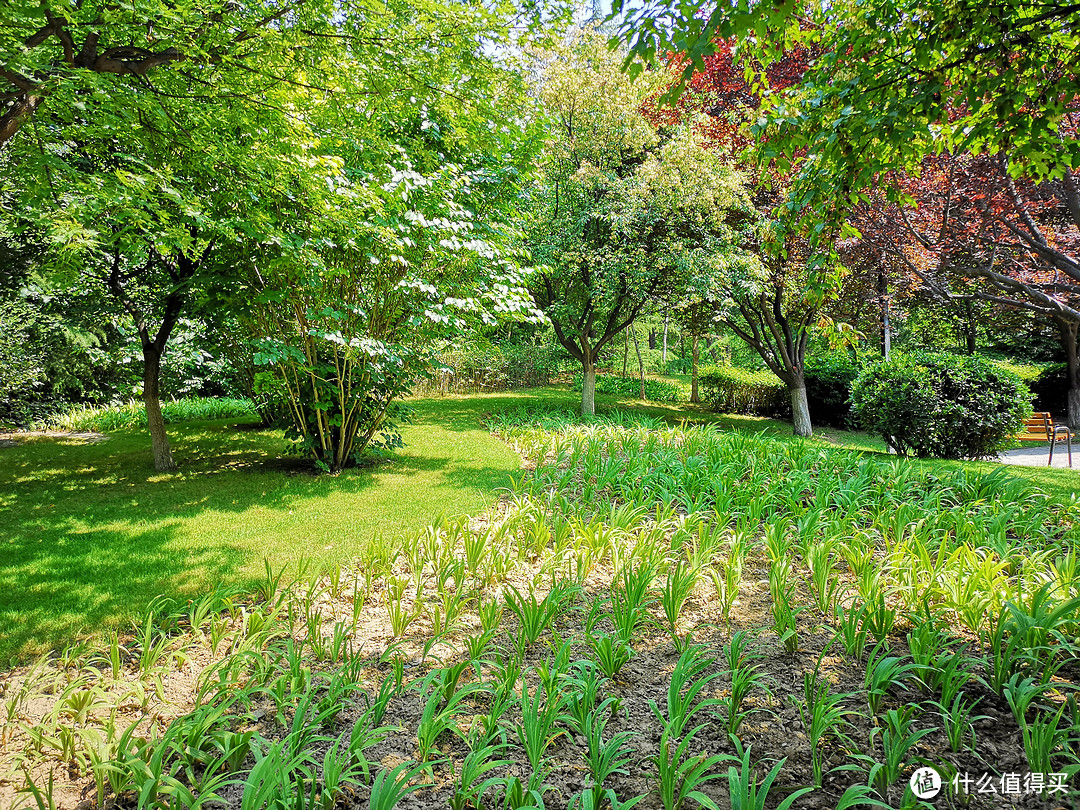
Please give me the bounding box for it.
[610,0,1079,212]
[526,30,755,367]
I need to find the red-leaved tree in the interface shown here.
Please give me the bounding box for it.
[855,132,1080,424]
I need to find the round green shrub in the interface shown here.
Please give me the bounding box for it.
[851,352,1033,459]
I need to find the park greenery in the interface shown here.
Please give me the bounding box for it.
[1,0,1080,806]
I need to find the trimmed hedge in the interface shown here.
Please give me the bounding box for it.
[571,373,686,403]
[805,353,861,429]
[698,365,788,416]
[851,352,1032,459]
[418,342,568,395]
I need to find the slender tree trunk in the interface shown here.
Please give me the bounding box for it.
[690,333,700,404]
[632,324,645,399]
[1061,320,1080,429]
[142,345,177,472]
[662,315,669,365]
[582,357,597,416]
[622,327,629,377]
[790,381,812,438]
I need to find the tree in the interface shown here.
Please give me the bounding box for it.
[610,0,1079,187]
[854,150,1080,423]
[2,56,307,469]
[612,0,1080,425]
[249,162,540,473]
[646,41,834,436]
[0,0,359,150]
[526,31,753,415]
[2,0,552,469]
[234,2,550,471]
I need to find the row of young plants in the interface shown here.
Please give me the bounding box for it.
[2,408,1078,809]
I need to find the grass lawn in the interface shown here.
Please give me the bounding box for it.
[2,385,1076,665]
[0,397,525,665]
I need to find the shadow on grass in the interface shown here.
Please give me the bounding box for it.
[0,409,520,665]
[0,521,245,663]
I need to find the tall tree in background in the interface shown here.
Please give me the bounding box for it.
[526,31,755,415]
[856,150,1080,423]
[611,0,1079,421]
[611,0,1078,188]
[647,41,835,436]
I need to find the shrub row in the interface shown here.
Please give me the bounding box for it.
[699,352,1034,460]
[45,397,257,433]
[416,342,568,395]
[571,373,686,403]
[697,366,789,416]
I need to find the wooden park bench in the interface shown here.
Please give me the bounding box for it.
[1016,412,1072,467]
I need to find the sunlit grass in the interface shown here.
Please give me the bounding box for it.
[2,385,1076,665]
[0,398,520,665]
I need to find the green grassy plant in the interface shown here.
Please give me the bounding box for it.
[834,602,870,661]
[609,563,658,643]
[863,705,936,805]
[580,708,636,808]
[415,678,483,763]
[864,642,918,715]
[1004,674,1080,779]
[369,760,433,810]
[450,735,513,810]
[45,397,258,432]
[653,723,729,810]
[796,666,856,787]
[505,582,578,651]
[587,632,633,679]
[514,681,565,777]
[723,739,814,810]
[651,644,723,738]
[661,563,699,649]
[768,561,800,655]
[724,631,769,738]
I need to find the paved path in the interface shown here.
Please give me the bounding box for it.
[997,443,1077,469]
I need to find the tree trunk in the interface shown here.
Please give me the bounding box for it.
[582,359,597,416]
[622,326,629,377]
[631,324,645,399]
[662,315,669,365]
[142,345,177,472]
[690,333,700,404]
[790,381,812,438]
[1061,320,1080,429]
